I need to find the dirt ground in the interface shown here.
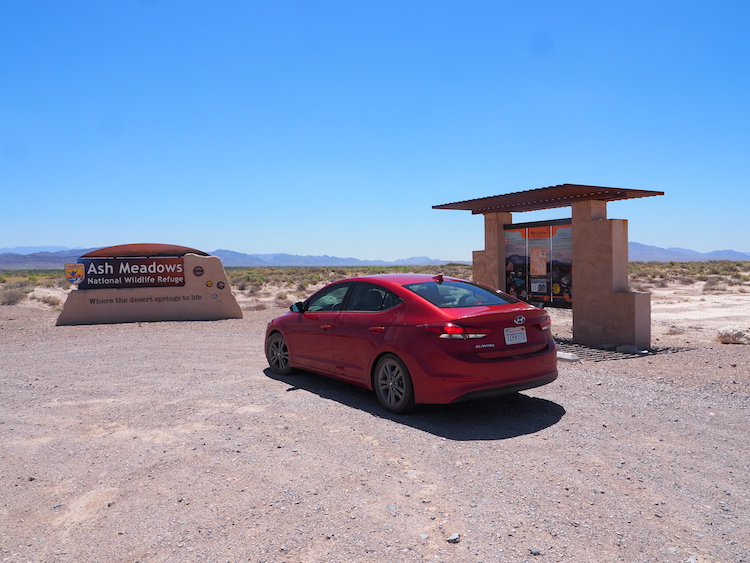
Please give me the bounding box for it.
[1,280,749,562]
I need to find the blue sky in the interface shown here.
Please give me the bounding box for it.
[2,1,749,260]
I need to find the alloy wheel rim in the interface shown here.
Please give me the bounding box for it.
[379,361,405,406]
[270,339,288,370]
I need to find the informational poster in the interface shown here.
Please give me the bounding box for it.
[505,220,572,307]
[504,228,528,301]
[550,224,573,307]
[527,226,550,303]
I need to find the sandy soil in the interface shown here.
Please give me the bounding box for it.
[1,281,749,562]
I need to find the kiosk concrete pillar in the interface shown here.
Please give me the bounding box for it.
[472,212,512,291]
[571,201,651,349]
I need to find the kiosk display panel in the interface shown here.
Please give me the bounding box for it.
[505,219,572,308]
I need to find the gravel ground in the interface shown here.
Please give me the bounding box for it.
[1,293,749,563]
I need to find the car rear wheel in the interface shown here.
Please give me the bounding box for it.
[266,332,293,375]
[374,354,416,414]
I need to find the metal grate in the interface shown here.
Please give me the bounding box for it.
[555,339,694,362]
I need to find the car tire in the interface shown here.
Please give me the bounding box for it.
[373,354,416,414]
[266,332,293,375]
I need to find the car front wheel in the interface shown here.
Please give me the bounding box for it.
[266,332,293,375]
[373,354,416,414]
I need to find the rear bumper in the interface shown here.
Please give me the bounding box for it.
[403,339,559,404]
[449,370,558,403]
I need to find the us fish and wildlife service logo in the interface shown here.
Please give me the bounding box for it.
[65,263,85,285]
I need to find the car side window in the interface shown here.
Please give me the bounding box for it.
[346,283,403,312]
[306,284,350,312]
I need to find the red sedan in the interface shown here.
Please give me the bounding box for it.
[265,274,558,414]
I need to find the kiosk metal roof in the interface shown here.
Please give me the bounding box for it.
[433,184,664,214]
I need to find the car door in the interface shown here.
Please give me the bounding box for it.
[330,283,404,380]
[285,283,351,373]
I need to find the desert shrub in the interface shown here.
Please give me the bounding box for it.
[6,280,35,292]
[703,278,728,292]
[41,294,61,306]
[675,276,695,285]
[0,289,27,305]
[0,276,6,283]
[276,292,288,300]
[29,293,62,306]
[244,272,268,285]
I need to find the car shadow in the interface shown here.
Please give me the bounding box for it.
[263,369,565,441]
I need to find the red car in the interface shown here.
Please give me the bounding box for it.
[265,274,557,414]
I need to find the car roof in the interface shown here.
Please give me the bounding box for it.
[342,273,461,286]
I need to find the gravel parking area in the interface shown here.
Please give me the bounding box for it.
[1,298,749,562]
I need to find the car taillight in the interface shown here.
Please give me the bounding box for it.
[417,322,490,339]
[540,315,552,330]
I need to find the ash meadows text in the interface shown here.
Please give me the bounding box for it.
[79,257,186,289]
[86,261,183,275]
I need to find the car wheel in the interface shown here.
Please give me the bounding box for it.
[266,332,293,375]
[373,354,416,414]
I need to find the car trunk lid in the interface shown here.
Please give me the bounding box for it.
[454,306,552,359]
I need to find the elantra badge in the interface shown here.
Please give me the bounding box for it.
[514,315,526,325]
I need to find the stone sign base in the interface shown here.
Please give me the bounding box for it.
[57,254,242,325]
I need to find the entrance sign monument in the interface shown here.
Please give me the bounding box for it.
[435,184,664,349]
[57,243,242,325]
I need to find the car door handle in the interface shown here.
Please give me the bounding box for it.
[369,326,386,333]
[320,323,332,330]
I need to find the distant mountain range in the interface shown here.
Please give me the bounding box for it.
[0,244,749,270]
[628,243,750,262]
[0,247,457,269]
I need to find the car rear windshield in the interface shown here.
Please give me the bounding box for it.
[402,279,520,308]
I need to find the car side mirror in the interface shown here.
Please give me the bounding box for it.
[290,302,304,313]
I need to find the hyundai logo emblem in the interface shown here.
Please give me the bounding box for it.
[514,315,526,325]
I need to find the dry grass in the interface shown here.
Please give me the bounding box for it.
[224,263,473,291]
[629,261,750,292]
[2,261,749,306]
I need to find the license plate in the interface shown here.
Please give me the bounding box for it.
[504,326,527,345]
